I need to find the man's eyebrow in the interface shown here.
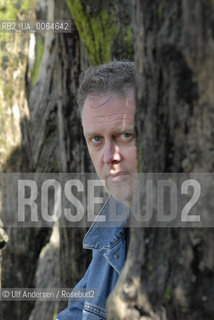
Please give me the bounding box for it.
[84,128,135,136]
[84,131,100,137]
[113,127,135,134]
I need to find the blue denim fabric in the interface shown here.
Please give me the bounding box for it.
[57,196,130,320]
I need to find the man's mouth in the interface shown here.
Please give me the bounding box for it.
[108,172,129,181]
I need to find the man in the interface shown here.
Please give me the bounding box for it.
[57,61,136,320]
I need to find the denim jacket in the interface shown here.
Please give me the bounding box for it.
[57,196,130,320]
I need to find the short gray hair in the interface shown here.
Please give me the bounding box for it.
[77,61,135,111]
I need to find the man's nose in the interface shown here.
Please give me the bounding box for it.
[103,143,121,164]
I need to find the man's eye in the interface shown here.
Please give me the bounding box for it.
[92,136,101,143]
[121,133,132,139]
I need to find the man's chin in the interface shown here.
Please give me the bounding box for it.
[107,180,133,207]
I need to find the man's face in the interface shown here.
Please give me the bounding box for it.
[82,90,137,205]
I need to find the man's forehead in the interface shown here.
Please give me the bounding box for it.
[82,91,135,111]
[84,94,112,107]
[81,92,135,135]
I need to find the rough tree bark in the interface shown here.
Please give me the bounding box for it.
[0,0,88,318]
[107,1,214,319]
[0,1,47,320]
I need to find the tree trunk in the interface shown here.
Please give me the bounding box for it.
[107,0,214,319]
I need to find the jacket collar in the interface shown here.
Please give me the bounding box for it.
[83,196,130,250]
